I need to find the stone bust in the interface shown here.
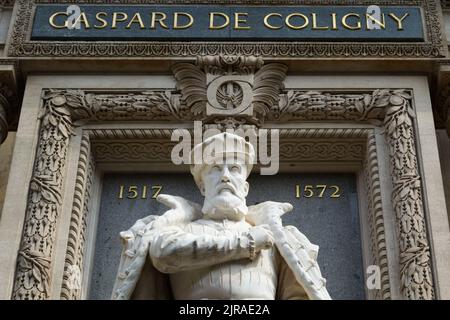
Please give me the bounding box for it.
[111,132,331,300]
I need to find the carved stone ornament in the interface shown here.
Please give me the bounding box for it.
[0,0,14,8]
[8,0,446,58]
[173,55,287,124]
[12,57,435,300]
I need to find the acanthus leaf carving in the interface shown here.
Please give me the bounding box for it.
[12,91,73,300]
[172,63,207,117]
[253,63,288,118]
[382,90,434,300]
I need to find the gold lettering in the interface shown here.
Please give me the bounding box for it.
[118,185,124,199]
[126,13,145,29]
[152,186,163,199]
[49,11,68,29]
[285,13,309,30]
[150,12,169,29]
[127,186,138,199]
[112,12,128,29]
[94,12,108,29]
[73,12,90,29]
[342,13,362,30]
[173,12,194,29]
[263,13,283,30]
[331,13,338,30]
[294,184,343,199]
[330,186,341,198]
[389,12,409,30]
[234,12,250,30]
[312,13,329,30]
[366,13,386,29]
[209,12,230,29]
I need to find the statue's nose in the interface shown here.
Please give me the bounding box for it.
[221,167,231,182]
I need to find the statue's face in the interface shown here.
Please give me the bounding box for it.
[199,156,249,220]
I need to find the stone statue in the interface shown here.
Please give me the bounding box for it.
[111,132,331,300]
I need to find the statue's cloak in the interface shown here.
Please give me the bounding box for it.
[111,204,330,300]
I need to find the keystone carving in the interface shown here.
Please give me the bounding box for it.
[173,55,287,124]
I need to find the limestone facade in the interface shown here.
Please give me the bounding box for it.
[0,0,450,300]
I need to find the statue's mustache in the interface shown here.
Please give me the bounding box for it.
[216,182,237,195]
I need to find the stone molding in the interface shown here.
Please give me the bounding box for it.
[60,132,95,300]
[88,128,368,164]
[364,133,390,299]
[8,0,446,58]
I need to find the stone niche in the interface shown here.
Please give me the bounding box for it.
[0,62,449,301]
[89,172,363,300]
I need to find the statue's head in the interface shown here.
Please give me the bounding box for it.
[190,132,255,221]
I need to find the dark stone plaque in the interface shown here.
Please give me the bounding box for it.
[89,173,364,300]
[32,5,424,42]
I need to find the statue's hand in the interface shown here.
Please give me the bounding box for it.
[248,224,274,252]
[155,194,202,227]
[246,201,293,226]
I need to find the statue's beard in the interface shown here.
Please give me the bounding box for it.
[202,191,248,221]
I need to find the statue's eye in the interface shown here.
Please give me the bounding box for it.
[231,166,240,172]
[212,165,221,171]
